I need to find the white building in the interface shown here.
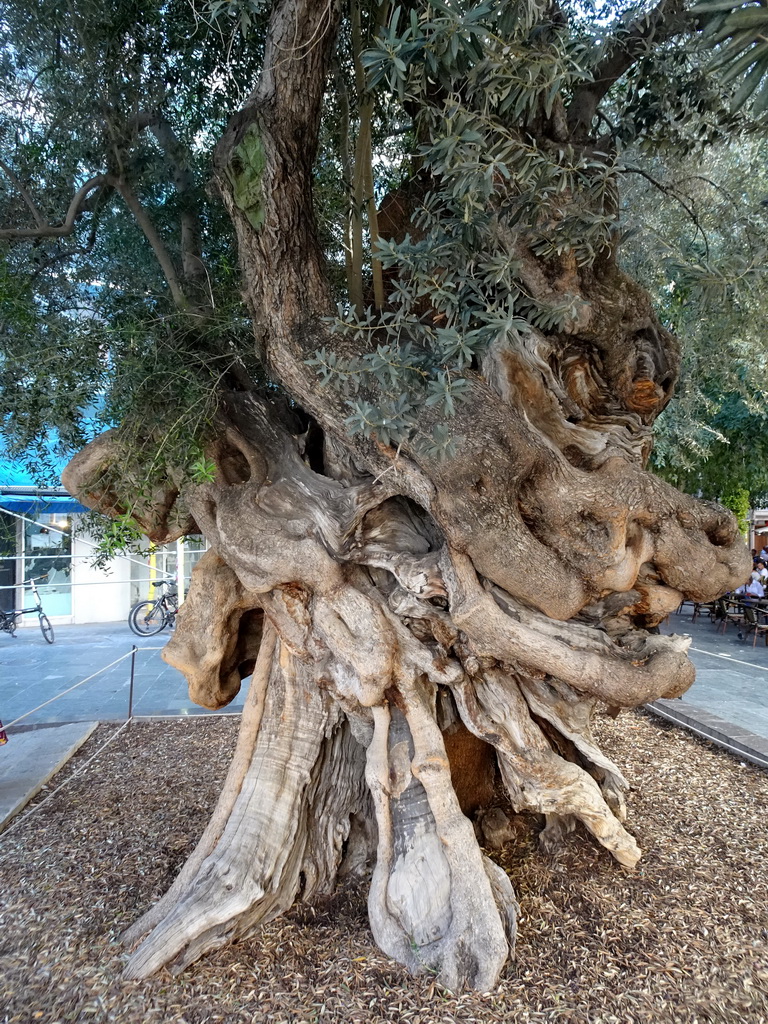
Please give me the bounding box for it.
[749,508,768,555]
[0,462,205,626]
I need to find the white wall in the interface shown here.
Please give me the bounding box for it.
[70,538,134,624]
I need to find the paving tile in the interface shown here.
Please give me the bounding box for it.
[0,622,245,728]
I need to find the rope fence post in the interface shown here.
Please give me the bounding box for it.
[128,645,137,722]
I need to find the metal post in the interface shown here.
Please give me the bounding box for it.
[128,645,137,721]
[176,536,186,604]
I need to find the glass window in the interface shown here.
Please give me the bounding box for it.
[156,545,177,584]
[24,513,72,617]
[0,511,17,613]
[183,536,207,585]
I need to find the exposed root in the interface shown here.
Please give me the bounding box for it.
[517,675,630,820]
[366,692,513,991]
[124,644,365,979]
[122,621,277,948]
[453,669,641,869]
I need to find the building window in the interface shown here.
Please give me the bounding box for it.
[24,513,72,617]
[0,511,17,613]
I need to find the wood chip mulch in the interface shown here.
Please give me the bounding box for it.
[1,711,766,1024]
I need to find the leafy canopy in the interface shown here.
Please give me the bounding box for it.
[1,0,768,484]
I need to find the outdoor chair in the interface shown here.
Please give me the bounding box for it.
[676,599,711,622]
[748,606,768,647]
[718,598,747,634]
[711,596,729,629]
[697,600,718,623]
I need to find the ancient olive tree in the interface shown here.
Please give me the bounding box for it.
[4,0,760,992]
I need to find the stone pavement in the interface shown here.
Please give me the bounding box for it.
[0,621,249,729]
[653,607,768,769]
[0,621,250,829]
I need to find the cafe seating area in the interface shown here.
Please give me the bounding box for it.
[676,595,768,647]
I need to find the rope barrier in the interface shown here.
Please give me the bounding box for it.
[3,641,199,729]
[0,721,130,843]
[6,649,139,727]
[0,643,246,840]
[0,704,246,842]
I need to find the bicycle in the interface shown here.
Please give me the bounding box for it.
[0,576,55,643]
[128,579,179,636]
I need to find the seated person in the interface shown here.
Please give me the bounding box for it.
[735,572,765,601]
[756,560,768,583]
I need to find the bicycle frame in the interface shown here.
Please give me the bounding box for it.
[152,579,179,614]
[0,577,51,637]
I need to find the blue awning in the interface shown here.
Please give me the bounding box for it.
[0,494,88,515]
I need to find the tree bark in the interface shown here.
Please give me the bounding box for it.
[63,0,751,993]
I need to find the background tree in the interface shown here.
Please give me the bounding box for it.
[1,0,762,992]
[614,133,768,506]
[0,0,265,496]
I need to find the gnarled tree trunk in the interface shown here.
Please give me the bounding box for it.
[63,0,749,993]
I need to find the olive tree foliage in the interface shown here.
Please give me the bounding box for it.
[1,0,766,474]
[614,1,768,506]
[0,0,764,992]
[0,0,265,499]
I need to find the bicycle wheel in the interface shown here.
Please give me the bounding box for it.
[129,600,167,636]
[38,613,55,644]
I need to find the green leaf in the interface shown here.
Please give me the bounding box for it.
[692,0,758,12]
[752,71,768,111]
[721,6,768,29]
[730,56,768,110]
[719,41,768,83]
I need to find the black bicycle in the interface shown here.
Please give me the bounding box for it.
[0,576,55,643]
[128,579,179,636]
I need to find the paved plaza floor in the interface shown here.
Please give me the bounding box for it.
[0,621,249,730]
[663,605,768,740]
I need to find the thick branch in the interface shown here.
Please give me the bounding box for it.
[442,549,694,708]
[138,110,209,298]
[0,158,46,227]
[567,0,690,135]
[209,0,749,623]
[108,175,189,310]
[0,174,106,239]
[0,166,188,309]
